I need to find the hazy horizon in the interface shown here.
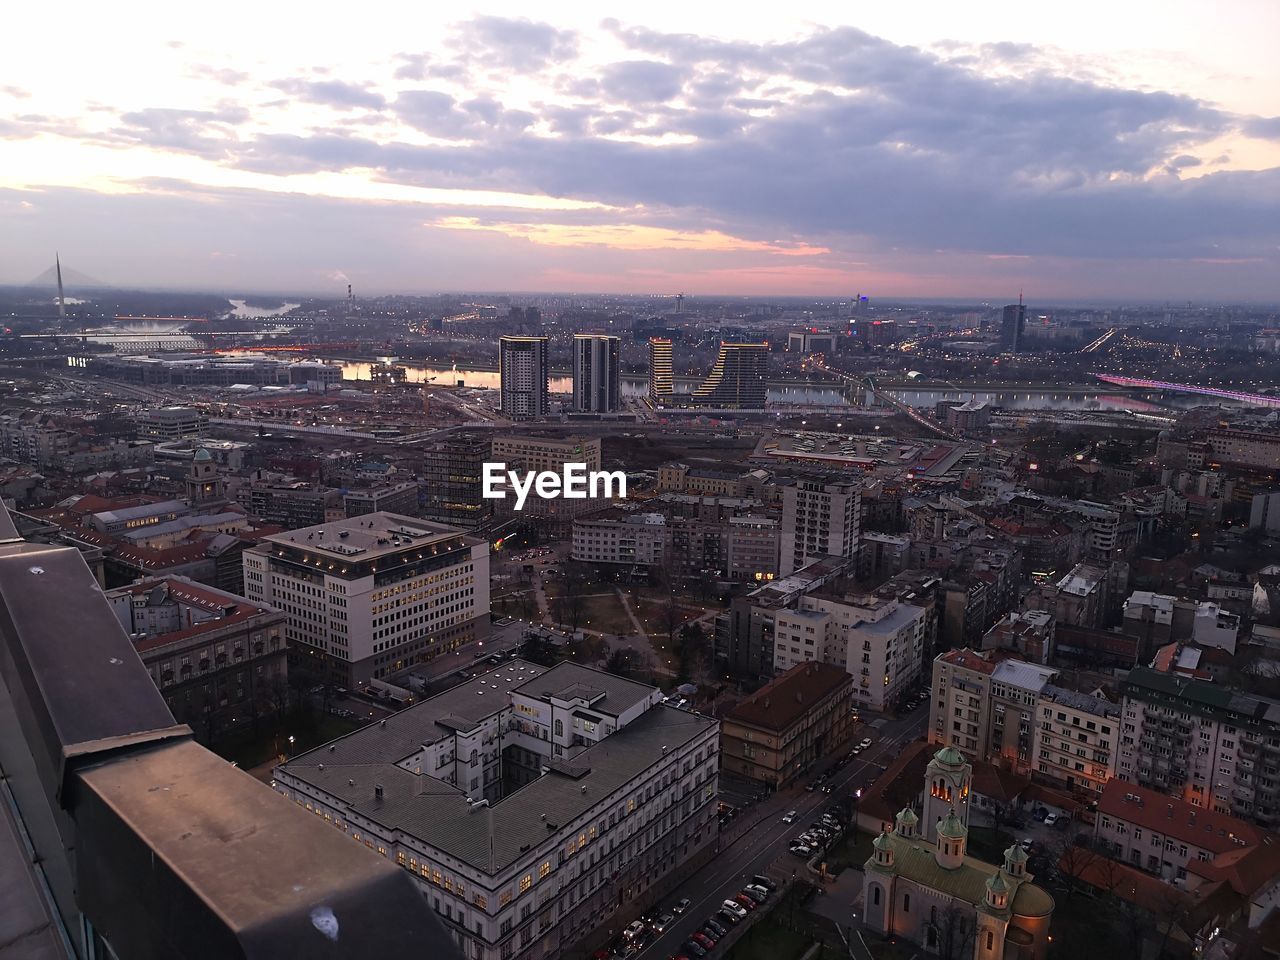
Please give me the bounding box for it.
[3,1,1279,300]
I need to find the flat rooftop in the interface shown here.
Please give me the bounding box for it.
[281,663,715,875]
[259,511,475,560]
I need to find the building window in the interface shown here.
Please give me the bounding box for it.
[986,931,994,951]
[519,874,532,893]
[872,886,881,906]
[903,894,910,913]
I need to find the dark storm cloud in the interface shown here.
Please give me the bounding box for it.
[270,78,386,110]
[452,16,579,72]
[23,16,1280,284]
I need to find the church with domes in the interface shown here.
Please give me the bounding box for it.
[862,746,1055,960]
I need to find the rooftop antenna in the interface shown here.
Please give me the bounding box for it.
[56,253,66,318]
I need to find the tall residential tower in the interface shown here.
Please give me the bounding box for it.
[499,335,550,420]
[689,341,769,409]
[571,334,621,413]
[648,337,674,405]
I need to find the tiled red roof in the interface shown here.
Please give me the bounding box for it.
[1186,836,1280,897]
[937,647,996,674]
[1099,780,1265,853]
[726,662,851,732]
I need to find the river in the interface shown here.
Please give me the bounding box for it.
[337,361,1192,411]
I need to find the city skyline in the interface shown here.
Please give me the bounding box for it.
[2,2,1279,299]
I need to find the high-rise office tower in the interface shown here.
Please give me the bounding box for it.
[572,334,621,412]
[499,336,549,420]
[648,337,674,405]
[1000,303,1026,352]
[689,341,768,409]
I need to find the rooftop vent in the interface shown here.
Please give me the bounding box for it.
[374,783,384,801]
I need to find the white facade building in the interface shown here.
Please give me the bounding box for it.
[571,512,668,569]
[273,661,719,960]
[242,512,490,687]
[773,594,927,711]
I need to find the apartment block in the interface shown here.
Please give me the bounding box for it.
[780,476,861,576]
[719,662,852,787]
[1119,666,1280,828]
[774,593,927,711]
[1095,780,1265,882]
[1035,685,1120,796]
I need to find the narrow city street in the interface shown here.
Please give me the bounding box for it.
[635,707,929,958]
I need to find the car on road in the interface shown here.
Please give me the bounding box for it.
[654,914,674,933]
[782,810,797,823]
[623,921,646,941]
[858,737,873,749]
[851,745,863,755]
[822,784,834,793]
[673,898,691,915]
[1020,838,1034,852]
[789,843,813,857]
[751,875,777,891]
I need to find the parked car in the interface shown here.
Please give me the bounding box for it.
[751,875,777,891]
[721,900,748,918]
[859,737,873,749]
[1043,813,1060,828]
[682,941,706,959]
[732,894,757,912]
[673,898,691,915]
[692,932,715,950]
[789,843,813,857]
[716,909,741,926]
[698,926,720,945]
[740,887,767,903]
[704,917,728,937]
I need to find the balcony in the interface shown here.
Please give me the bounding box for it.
[0,504,461,960]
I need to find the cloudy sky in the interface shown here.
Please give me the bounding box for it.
[2,0,1279,300]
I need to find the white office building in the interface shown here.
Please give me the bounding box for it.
[242,512,490,687]
[274,661,719,960]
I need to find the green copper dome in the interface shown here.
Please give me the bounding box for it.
[986,872,1009,893]
[1004,843,1029,863]
[896,807,919,826]
[933,745,966,766]
[937,811,967,840]
[873,831,893,850]
[193,448,213,462]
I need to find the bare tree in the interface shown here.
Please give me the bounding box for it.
[936,905,976,960]
[1051,839,1102,901]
